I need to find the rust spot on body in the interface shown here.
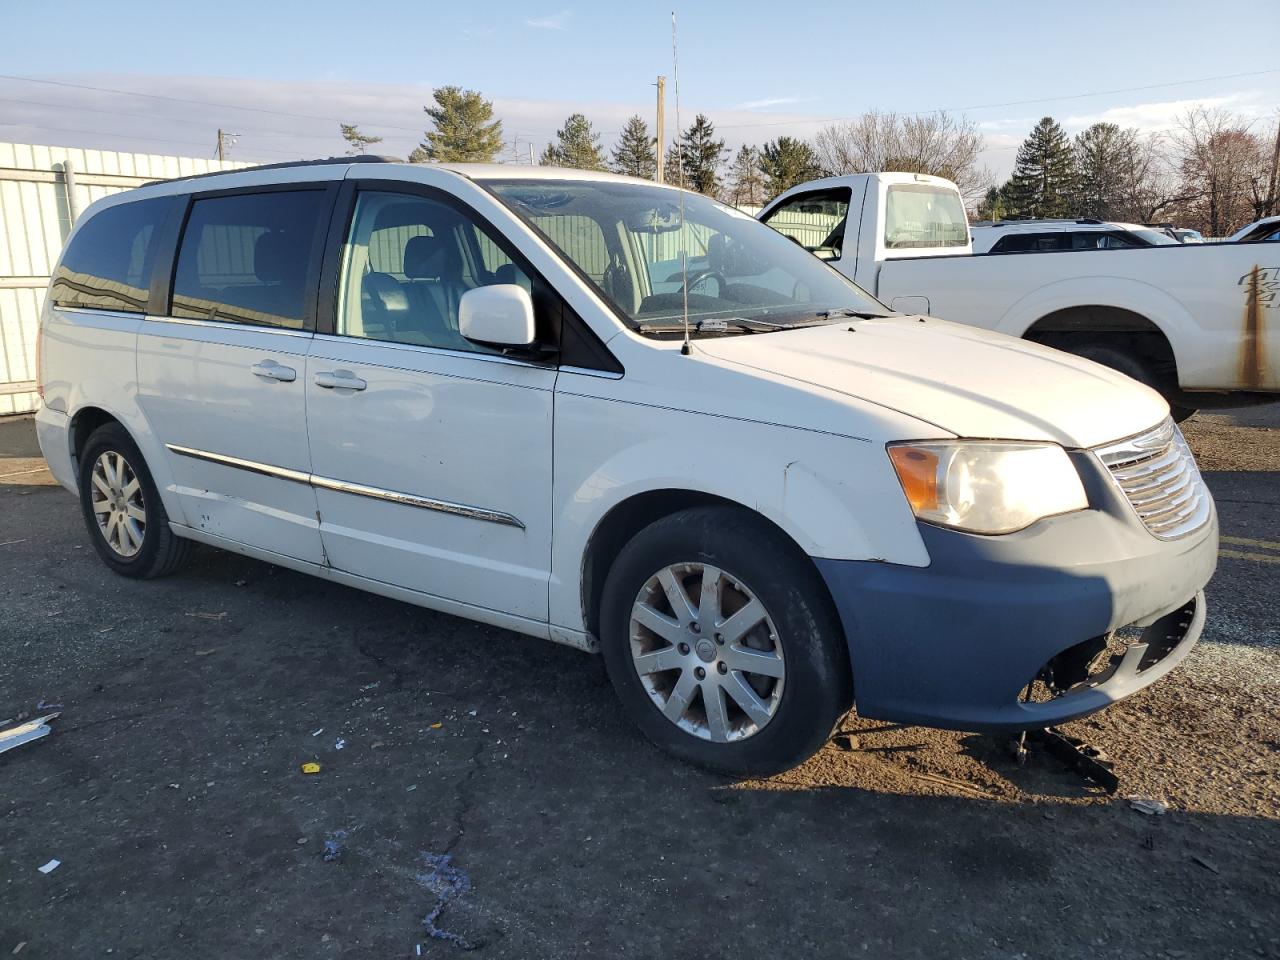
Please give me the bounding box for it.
[1241,265,1267,389]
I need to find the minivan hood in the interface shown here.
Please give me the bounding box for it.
[696,316,1168,448]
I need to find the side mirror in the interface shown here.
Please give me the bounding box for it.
[459,284,536,348]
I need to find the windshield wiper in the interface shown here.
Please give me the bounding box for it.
[636,317,788,335]
[817,307,894,320]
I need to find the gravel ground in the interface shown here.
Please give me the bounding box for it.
[1,407,1277,960]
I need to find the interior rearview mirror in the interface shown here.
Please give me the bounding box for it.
[459,284,536,349]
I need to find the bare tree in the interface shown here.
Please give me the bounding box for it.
[1171,107,1267,236]
[814,110,991,202]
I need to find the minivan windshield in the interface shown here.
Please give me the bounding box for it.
[485,179,889,335]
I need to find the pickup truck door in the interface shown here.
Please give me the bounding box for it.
[136,185,335,564]
[303,181,556,623]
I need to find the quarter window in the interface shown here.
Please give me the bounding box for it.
[336,191,532,352]
[171,191,326,329]
[51,197,170,313]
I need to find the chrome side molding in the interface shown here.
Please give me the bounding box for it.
[164,443,525,529]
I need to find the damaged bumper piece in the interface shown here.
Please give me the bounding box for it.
[815,463,1218,732]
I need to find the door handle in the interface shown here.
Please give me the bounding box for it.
[314,370,367,391]
[250,360,297,382]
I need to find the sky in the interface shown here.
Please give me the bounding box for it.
[2,0,1278,181]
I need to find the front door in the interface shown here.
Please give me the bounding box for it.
[304,185,556,622]
[137,187,332,564]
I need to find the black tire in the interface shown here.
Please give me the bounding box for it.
[599,505,851,776]
[77,422,194,578]
[1071,343,1196,422]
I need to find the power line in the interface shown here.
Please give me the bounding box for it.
[707,68,1280,131]
[0,120,305,159]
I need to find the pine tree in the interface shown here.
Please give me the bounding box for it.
[759,137,824,199]
[726,145,766,207]
[1073,122,1143,220]
[340,123,383,156]
[675,114,727,196]
[611,115,657,179]
[417,86,504,163]
[540,113,607,170]
[1001,117,1076,218]
[663,144,683,186]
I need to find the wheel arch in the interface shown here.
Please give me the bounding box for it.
[69,405,127,476]
[579,488,842,647]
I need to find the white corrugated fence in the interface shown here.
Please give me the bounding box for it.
[0,142,246,415]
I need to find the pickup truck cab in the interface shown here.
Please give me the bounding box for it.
[36,159,1216,775]
[760,172,1279,418]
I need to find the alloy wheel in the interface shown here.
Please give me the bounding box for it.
[629,562,785,742]
[89,450,146,558]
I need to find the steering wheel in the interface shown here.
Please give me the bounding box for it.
[680,269,727,296]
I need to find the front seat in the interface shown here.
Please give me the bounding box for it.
[403,234,469,348]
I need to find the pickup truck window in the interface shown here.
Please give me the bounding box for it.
[487,179,886,334]
[884,184,968,249]
[758,188,850,260]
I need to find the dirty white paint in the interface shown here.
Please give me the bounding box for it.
[0,142,247,414]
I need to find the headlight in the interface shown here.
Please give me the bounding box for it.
[887,441,1087,535]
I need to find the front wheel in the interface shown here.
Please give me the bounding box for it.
[78,423,193,578]
[599,506,851,776]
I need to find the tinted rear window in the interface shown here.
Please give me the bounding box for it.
[51,197,170,313]
[171,191,325,329]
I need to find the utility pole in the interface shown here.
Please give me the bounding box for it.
[215,129,239,162]
[655,75,666,183]
[216,128,224,162]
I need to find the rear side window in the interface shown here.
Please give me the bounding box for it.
[51,197,170,313]
[171,191,325,329]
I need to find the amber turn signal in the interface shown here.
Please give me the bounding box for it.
[888,445,940,513]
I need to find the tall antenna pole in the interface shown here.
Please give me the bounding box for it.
[655,76,666,184]
[672,12,690,355]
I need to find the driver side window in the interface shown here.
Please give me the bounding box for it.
[761,189,851,260]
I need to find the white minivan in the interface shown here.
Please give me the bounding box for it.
[35,159,1218,774]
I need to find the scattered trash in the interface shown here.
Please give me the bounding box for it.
[430,722,443,730]
[1128,796,1169,816]
[234,578,248,587]
[296,837,308,846]
[37,859,60,874]
[0,539,28,547]
[832,733,860,752]
[34,700,62,711]
[193,649,217,657]
[467,710,477,717]
[184,611,227,621]
[334,738,346,751]
[1191,854,1220,874]
[311,728,324,737]
[0,713,60,756]
[1142,835,1156,850]
[322,830,347,862]
[301,762,321,775]
[415,946,422,956]
[13,941,27,954]
[416,852,475,950]
[1024,728,1118,793]
[407,784,418,792]
[167,783,180,790]
[912,771,995,798]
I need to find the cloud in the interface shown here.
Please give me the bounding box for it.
[524,9,570,30]
[1062,91,1270,133]
[732,96,801,111]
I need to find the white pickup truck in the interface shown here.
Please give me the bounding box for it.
[758,172,1278,418]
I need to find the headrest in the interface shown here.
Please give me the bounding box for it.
[403,234,442,279]
[254,232,293,283]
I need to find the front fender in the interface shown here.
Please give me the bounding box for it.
[546,391,930,633]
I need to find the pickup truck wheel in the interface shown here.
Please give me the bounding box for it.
[78,423,193,579]
[599,505,850,776]
[1071,343,1196,422]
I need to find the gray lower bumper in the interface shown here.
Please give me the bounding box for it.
[815,495,1218,732]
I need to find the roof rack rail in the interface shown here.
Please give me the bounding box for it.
[147,154,399,186]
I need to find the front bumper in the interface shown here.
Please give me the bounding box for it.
[815,452,1218,732]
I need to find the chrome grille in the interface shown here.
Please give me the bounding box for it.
[1094,418,1211,539]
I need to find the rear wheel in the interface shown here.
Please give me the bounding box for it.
[78,423,193,578]
[599,506,850,776]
